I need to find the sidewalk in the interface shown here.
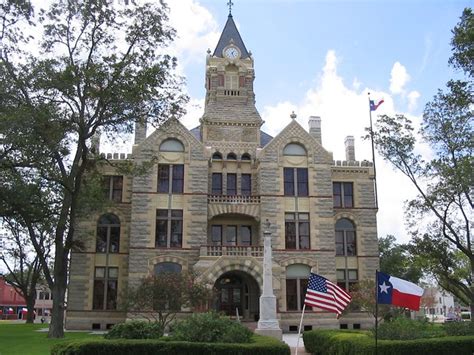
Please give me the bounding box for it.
[282,333,310,355]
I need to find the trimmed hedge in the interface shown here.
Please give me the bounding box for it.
[51,334,290,355]
[303,329,474,355]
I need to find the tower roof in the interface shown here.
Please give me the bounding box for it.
[213,14,250,59]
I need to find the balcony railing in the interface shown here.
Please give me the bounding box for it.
[201,245,263,257]
[208,195,260,204]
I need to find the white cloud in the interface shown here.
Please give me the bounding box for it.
[261,50,419,242]
[408,90,421,111]
[390,62,411,94]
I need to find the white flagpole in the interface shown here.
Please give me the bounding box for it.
[295,304,306,355]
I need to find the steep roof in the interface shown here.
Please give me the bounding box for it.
[213,14,250,59]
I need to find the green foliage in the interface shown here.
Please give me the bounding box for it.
[375,316,444,340]
[369,7,473,317]
[51,334,290,355]
[379,235,423,283]
[104,321,164,340]
[121,272,212,331]
[443,321,474,336]
[170,312,253,343]
[303,329,474,355]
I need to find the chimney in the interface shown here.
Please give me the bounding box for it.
[345,136,355,161]
[308,116,322,144]
[134,119,147,145]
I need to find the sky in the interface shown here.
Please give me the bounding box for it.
[1,0,470,253]
[158,0,470,244]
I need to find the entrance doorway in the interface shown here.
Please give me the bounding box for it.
[214,271,259,320]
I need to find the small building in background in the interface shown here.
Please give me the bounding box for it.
[0,275,26,319]
[420,287,455,322]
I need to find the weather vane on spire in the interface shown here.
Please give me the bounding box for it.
[227,0,234,15]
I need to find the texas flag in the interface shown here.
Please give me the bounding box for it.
[377,271,424,311]
[370,99,384,111]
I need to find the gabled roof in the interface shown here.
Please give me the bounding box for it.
[213,14,250,59]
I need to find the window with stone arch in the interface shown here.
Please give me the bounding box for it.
[335,218,356,256]
[227,152,237,160]
[241,153,251,161]
[96,214,120,253]
[154,262,182,275]
[158,138,185,194]
[286,264,311,311]
[159,138,184,152]
[212,152,223,160]
[283,143,308,197]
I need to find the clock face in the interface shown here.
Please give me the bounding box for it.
[224,47,239,59]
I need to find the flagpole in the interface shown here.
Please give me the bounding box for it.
[375,270,379,355]
[295,304,306,355]
[368,92,379,210]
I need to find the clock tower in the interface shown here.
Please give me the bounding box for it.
[200,12,263,144]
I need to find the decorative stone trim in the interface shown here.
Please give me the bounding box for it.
[334,213,359,228]
[199,257,263,286]
[147,255,189,275]
[280,257,318,271]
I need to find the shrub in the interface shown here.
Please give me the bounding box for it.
[443,321,474,336]
[170,311,253,343]
[303,329,474,355]
[374,316,443,340]
[104,320,164,339]
[51,334,290,355]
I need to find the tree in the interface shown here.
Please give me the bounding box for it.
[0,0,187,337]
[122,272,211,331]
[0,218,51,323]
[370,8,473,318]
[379,235,423,284]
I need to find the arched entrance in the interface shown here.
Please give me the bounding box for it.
[214,271,260,321]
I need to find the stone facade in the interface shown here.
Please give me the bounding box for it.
[66,13,378,331]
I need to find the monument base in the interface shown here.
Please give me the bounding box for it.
[255,327,283,340]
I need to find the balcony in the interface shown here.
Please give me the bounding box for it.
[208,195,261,219]
[200,245,263,257]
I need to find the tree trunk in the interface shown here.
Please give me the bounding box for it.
[25,294,36,324]
[48,251,68,338]
[470,262,474,322]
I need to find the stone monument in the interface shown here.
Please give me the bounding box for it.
[255,220,282,339]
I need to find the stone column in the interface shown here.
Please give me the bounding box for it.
[255,220,282,340]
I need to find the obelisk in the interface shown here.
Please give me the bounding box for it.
[255,220,282,339]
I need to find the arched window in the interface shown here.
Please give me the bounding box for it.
[227,152,237,160]
[335,218,356,256]
[212,152,223,160]
[286,264,311,311]
[241,153,251,161]
[96,214,120,253]
[154,262,182,275]
[283,143,306,156]
[159,138,184,152]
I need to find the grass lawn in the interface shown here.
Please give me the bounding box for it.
[0,322,102,355]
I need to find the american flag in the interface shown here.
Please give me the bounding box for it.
[304,273,352,315]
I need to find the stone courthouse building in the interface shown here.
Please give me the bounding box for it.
[66,11,379,331]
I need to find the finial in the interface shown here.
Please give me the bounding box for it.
[207,48,211,55]
[227,0,234,15]
[290,111,297,120]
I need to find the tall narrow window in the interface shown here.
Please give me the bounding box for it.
[335,218,356,256]
[227,173,237,195]
[240,226,251,246]
[225,225,237,246]
[284,168,308,196]
[211,225,222,245]
[93,267,118,310]
[156,209,183,248]
[158,165,184,193]
[96,214,120,253]
[285,213,310,250]
[212,173,222,195]
[337,269,358,292]
[103,176,123,202]
[286,264,311,311]
[241,174,251,196]
[333,182,353,208]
